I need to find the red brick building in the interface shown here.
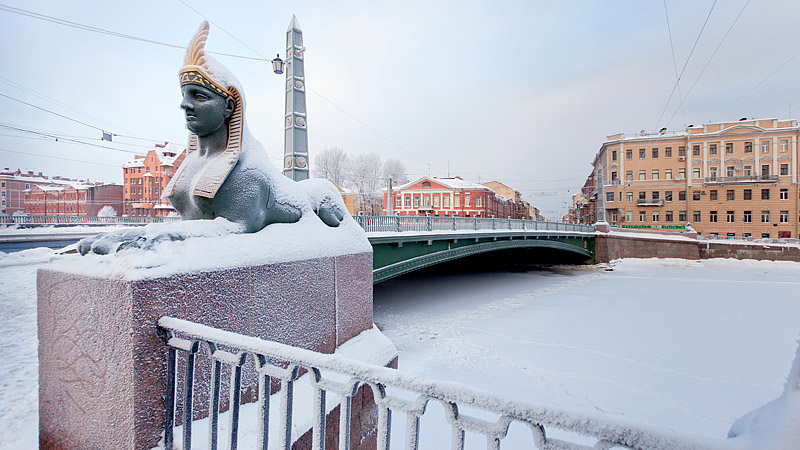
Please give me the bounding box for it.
[25,183,123,216]
[382,176,519,218]
[123,142,186,217]
[1,168,51,215]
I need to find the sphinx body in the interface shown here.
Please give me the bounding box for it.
[78,22,344,255]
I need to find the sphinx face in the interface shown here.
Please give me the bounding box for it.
[180,84,233,138]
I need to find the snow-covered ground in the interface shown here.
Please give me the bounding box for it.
[1,248,799,448]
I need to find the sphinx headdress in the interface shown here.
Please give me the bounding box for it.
[163,21,244,199]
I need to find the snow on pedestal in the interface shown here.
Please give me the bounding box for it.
[37,216,387,450]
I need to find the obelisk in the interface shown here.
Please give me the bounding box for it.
[282,15,309,181]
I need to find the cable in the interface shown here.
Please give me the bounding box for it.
[664,0,750,128]
[663,0,687,128]
[729,48,800,108]
[0,124,145,155]
[0,4,266,61]
[655,0,718,130]
[0,123,155,149]
[0,148,124,167]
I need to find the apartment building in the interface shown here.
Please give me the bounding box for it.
[25,183,123,216]
[590,118,799,239]
[382,176,520,218]
[0,168,50,215]
[122,142,186,217]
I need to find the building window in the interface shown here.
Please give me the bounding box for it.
[626,170,633,181]
[726,166,735,177]
[611,171,618,181]
[626,192,633,202]
[475,196,481,207]
[666,210,673,222]
[709,210,718,222]
[611,211,618,223]
[665,191,673,201]
[405,196,411,207]
[396,196,402,208]
[780,210,789,223]
[780,139,789,153]
[744,142,753,153]
[639,170,646,180]
[744,165,752,176]
[639,191,646,200]
[692,191,701,201]
[761,140,771,153]
[710,190,718,201]
[728,190,736,201]
[606,192,614,202]
[652,148,659,158]
[626,149,633,160]
[693,145,701,156]
[743,189,751,200]
[652,170,659,180]
[665,147,673,158]
[678,168,686,179]
[612,150,617,161]
[726,211,735,223]
[761,164,770,177]
[653,211,660,222]
[665,169,672,180]
[709,144,717,155]
[679,210,687,222]
[639,211,646,222]
[743,211,752,223]
[652,191,660,200]
[443,195,450,207]
[679,146,686,157]
[421,181,431,187]
[692,168,701,179]
[454,196,460,207]
[626,211,633,222]
[679,190,686,201]
[761,189,770,200]
[780,164,789,176]
[639,149,646,159]
[725,143,733,154]
[761,210,770,223]
[780,188,788,200]
[413,196,420,208]
[762,233,770,238]
[693,211,701,222]
[709,167,717,179]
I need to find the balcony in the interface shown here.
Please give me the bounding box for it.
[607,179,622,186]
[704,175,778,184]
[637,198,664,206]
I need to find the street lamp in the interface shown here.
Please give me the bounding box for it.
[271,54,284,75]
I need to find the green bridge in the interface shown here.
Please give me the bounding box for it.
[355,216,595,284]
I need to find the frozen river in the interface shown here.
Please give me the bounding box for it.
[1,249,799,448]
[373,258,800,444]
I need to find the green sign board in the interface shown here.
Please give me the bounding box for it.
[620,225,686,230]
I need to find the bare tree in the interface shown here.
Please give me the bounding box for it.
[312,147,348,186]
[348,152,384,214]
[383,158,407,185]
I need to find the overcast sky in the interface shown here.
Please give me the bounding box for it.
[2,0,799,218]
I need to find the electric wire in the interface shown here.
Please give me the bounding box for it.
[0,148,124,167]
[663,0,687,128]
[0,4,266,61]
[728,48,800,108]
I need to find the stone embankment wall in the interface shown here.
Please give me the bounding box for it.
[594,228,800,263]
[594,234,700,263]
[699,241,800,261]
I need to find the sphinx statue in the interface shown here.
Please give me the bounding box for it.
[79,22,346,255]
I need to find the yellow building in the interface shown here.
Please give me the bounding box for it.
[591,118,799,239]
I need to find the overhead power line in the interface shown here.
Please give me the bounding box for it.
[0,148,124,167]
[0,4,266,61]
[655,0,718,130]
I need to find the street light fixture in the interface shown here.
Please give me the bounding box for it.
[271,54,284,75]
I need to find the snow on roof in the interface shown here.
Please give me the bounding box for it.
[393,176,493,192]
[123,142,186,168]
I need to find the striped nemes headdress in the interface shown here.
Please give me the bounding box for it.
[163,21,244,200]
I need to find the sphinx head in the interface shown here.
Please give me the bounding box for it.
[180,83,235,138]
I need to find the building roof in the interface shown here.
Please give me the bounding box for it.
[393,176,493,192]
[123,142,186,168]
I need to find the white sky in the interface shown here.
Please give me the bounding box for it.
[2,1,799,218]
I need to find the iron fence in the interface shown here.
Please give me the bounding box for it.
[355,216,594,234]
[158,316,746,450]
[0,215,180,226]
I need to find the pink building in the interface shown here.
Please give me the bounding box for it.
[382,176,518,218]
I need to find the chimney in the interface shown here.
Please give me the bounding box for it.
[640,129,646,136]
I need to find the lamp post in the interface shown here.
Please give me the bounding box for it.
[275,15,309,181]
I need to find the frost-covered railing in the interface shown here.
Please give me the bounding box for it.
[354,215,595,234]
[0,215,180,226]
[158,316,742,450]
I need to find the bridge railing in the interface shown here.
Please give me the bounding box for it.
[158,316,745,450]
[0,215,181,226]
[355,215,595,234]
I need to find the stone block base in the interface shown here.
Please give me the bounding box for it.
[38,252,373,450]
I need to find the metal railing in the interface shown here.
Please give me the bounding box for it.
[158,316,755,450]
[0,215,180,226]
[636,199,664,206]
[703,175,779,184]
[354,215,595,234]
